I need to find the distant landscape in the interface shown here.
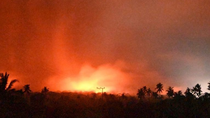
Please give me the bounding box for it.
[1,72,210,118]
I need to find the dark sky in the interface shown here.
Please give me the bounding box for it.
[0,0,210,94]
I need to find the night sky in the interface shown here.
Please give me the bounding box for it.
[0,0,210,94]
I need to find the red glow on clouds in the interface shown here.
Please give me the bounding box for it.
[0,1,210,95]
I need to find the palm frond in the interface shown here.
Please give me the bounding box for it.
[0,72,9,91]
[6,79,18,91]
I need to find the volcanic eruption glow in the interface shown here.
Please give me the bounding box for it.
[0,1,210,94]
[46,63,131,93]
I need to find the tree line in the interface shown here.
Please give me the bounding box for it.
[1,72,210,117]
[137,82,207,100]
[0,72,49,99]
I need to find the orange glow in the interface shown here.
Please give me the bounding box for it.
[46,63,130,94]
[1,0,210,96]
[68,78,99,93]
[72,81,97,92]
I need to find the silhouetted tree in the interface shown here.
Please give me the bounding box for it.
[41,86,49,94]
[142,86,147,93]
[146,88,152,97]
[208,82,210,91]
[152,92,158,99]
[174,90,184,99]
[23,84,31,95]
[0,72,18,96]
[184,87,195,99]
[121,93,126,99]
[201,92,210,100]
[137,88,145,100]
[192,84,202,97]
[166,86,174,98]
[155,83,163,95]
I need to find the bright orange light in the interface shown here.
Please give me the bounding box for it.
[71,79,98,92]
[46,63,129,94]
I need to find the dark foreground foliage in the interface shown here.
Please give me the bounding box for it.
[1,91,210,118]
[1,72,210,118]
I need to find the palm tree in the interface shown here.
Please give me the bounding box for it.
[184,87,195,99]
[147,88,152,97]
[174,90,183,97]
[174,90,184,100]
[152,91,158,99]
[23,84,32,95]
[192,83,202,97]
[0,72,18,95]
[23,84,32,104]
[137,88,145,100]
[166,86,174,98]
[143,86,147,93]
[41,86,49,94]
[155,83,163,95]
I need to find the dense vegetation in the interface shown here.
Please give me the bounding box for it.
[1,72,210,118]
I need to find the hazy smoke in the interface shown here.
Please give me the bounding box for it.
[0,0,210,93]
